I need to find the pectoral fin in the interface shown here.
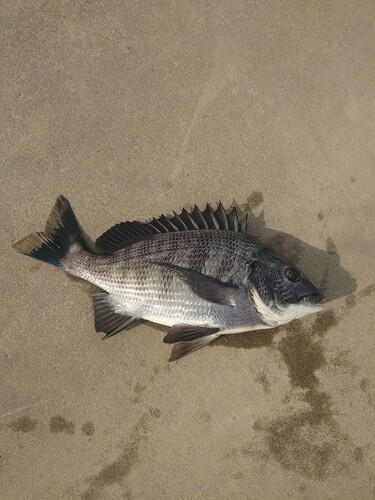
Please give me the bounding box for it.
[152,261,238,306]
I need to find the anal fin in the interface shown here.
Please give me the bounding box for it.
[92,293,143,338]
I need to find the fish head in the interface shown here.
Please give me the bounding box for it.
[247,249,324,326]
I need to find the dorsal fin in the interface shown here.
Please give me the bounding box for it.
[214,202,228,230]
[202,204,220,229]
[95,203,247,253]
[95,221,158,252]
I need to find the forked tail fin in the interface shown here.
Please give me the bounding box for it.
[12,195,88,269]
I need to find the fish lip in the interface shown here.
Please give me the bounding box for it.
[303,293,324,305]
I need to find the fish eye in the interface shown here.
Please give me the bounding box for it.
[285,267,301,283]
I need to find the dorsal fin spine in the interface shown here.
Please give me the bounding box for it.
[95,202,246,253]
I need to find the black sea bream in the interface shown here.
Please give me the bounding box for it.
[13,196,324,360]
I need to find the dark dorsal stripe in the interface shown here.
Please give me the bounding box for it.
[95,203,248,253]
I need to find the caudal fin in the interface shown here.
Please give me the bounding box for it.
[12,195,88,269]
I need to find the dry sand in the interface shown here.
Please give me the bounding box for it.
[1,1,375,498]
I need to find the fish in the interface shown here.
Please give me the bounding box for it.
[12,196,324,361]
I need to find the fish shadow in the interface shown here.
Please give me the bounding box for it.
[214,203,356,350]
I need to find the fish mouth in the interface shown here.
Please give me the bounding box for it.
[302,293,324,305]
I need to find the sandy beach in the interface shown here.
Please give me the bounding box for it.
[1,1,375,498]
